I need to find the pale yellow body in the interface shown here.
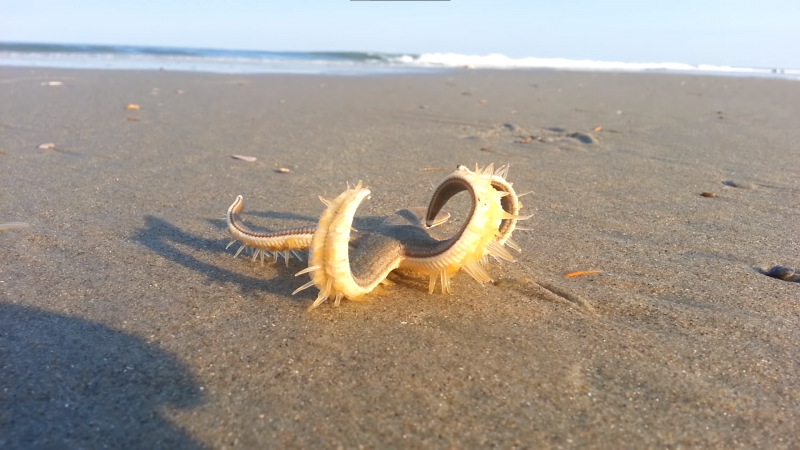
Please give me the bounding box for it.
[225,164,530,310]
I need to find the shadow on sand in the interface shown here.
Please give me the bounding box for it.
[132,213,393,302]
[0,303,204,449]
[133,215,313,300]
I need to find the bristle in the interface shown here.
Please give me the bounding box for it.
[272,252,279,263]
[283,250,290,267]
[260,251,266,265]
[517,191,533,197]
[462,262,478,280]
[486,240,515,261]
[309,295,327,311]
[251,249,260,262]
[291,250,304,261]
[429,211,451,227]
[503,212,533,220]
[513,226,534,231]
[504,237,522,252]
[295,265,320,276]
[495,164,509,179]
[440,271,451,294]
[428,275,437,294]
[319,196,331,206]
[234,245,246,258]
[310,278,333,308]
[334,292,343,307]
[292,279,316,295]
[463,261,493,283]
[226,240,237,250]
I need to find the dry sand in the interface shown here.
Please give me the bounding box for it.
[1,67,799,448]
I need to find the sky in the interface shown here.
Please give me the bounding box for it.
[1,0,798,69]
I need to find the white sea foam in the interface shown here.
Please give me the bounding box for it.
[1,43,796,78]
[394,53,789,77]
[0,51,416,75]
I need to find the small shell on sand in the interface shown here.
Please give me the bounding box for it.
[41,81,62,86]
[125,104,141,110]
[764,266,800,282]
[0,222,30,231]
[274,167,291,173]
[231,155,257,163]
[564,270,601,278]
[700,192,717,198]
[38,143,55,150]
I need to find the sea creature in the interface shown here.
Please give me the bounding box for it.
[225,164,530,309]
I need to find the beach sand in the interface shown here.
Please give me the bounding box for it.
[1,67,799,448]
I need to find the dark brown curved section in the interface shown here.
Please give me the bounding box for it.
[425,176,476,227]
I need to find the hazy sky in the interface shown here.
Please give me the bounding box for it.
[2,0,798,68]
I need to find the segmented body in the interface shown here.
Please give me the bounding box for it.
[225,195,314,266]
[225,164,530,309]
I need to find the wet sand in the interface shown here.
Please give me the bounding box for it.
[1,67,799,448]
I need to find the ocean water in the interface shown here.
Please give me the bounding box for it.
[1,42,797,79]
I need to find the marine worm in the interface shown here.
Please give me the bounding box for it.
[225,164,530,309]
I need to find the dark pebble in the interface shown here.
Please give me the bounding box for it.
[566,132,598,144]
[765,266,800,282]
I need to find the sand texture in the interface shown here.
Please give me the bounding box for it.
[1,67,799,448]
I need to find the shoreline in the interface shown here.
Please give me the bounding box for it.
[2,62,799,81]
